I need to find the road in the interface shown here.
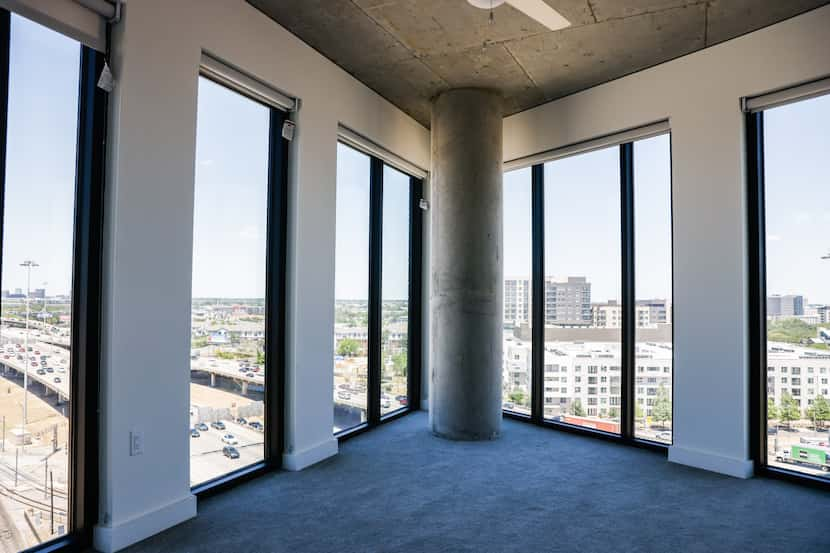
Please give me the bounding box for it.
[189,417,264,486]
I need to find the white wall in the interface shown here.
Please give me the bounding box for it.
[96,0,429,550]
[503,5,830,479]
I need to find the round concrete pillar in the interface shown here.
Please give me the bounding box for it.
[429,88,503,441]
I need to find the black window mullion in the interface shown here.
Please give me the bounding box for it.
[264,109,289,467]
[69,45,107,545]
[407,177,423,412]
[367,157,384,425]
[746,111,766,471]
[0,9,9,302]
[620,143,635,439]
[531,164,544,423]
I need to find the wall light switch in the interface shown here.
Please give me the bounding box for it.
[130,430,144,456]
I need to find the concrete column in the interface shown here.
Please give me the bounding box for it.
[429,88,503,441]
[210,373,216,387]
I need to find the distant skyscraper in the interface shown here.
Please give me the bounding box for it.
[544,276,591,326]
[767,294,804,317]
[504,276,594,327]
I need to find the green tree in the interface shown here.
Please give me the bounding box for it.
[569,399,585,417]
[651,385,672,428]
[608,407,619,419]
[778,392,801,430]
[392,352,407,377]
[509,391,527,406]
[806,395,830,429]
[767,396,778,420]
[337,338,360,357]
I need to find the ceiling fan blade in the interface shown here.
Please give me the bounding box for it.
[506,0,571,31]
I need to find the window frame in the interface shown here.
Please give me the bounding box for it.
[746,97,830,491]
[189,72,290,497]
[0,9,108,551]
[502,130,674,453]
[334,141,424,441]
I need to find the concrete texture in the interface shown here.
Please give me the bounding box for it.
[247,0,829,126]
[430,89,503,441]
[123,412,830,553]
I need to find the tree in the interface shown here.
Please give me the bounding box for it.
[608,407,619,420]
[767,396,779,421]
[337,338,360,357]
[634,402,646,428]
[509,391,527,407]
[569,399,585,417]
[778,392,801,430]
[391,352,407,377]
[806,395,830,430]
[651,385,672,428]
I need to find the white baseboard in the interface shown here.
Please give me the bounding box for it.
[93,493,197,552]
[282,437,338,471]
[669,445,754,479]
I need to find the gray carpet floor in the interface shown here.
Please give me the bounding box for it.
[124,412,830,553]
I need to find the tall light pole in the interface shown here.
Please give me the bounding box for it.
[20,260,38,437]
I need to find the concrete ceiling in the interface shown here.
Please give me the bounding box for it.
[247,0,828,127]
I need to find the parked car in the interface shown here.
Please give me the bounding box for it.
[222,446,239,459]
[57,367,65,373]
[210,421,226,430]
[656,431,672,441]
[248,421,263,431]
[36,369,46,375]
[53,377,61,383]
[337,391,351,400]
[190,428,200,438]
[221,434,238,445]
[196,423,209,432]
[236,417,247,425]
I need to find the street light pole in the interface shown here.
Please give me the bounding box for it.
[20,260,38,439]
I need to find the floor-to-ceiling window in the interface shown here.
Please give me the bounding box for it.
[749,88,830,480]
[633,135,673,444]
[543,146,622,432]
[333,144,371,432]
[0,11,105,550]
[502,126,673,447]
[190,70,289,489]
[502,168,533,416]
[334,140,423,436]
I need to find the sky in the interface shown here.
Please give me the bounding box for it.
[191,76,270,299]
[1,15,79,296]
[764,93,830,305]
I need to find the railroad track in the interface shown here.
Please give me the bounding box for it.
[0,482,66,517]
[0,463,67,500]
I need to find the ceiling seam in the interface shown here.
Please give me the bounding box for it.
[503,42,540,92]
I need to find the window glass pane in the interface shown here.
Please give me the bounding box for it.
[190,77,269,486]
[334,144,370,433]
[763,94,830,477]
[502,168,532,415]
[633,135,673,443]
[543,147,621,432]
[0,15,79,548]
[381,166,410,416]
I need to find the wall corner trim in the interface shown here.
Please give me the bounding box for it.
[282,437,338,471]
[93,493,197,552]
[668,445,754,479]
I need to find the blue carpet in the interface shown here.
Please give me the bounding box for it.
[124,412,829,552]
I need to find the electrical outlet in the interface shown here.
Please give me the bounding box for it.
[130,430,143,456]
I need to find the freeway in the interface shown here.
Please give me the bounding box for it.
[0,329,70,401]
[190,354,265,390]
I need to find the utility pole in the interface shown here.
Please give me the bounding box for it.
[50,471,54,536]
[2,415,4,452]
[20,260,39,442]
[14,448,18,488]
